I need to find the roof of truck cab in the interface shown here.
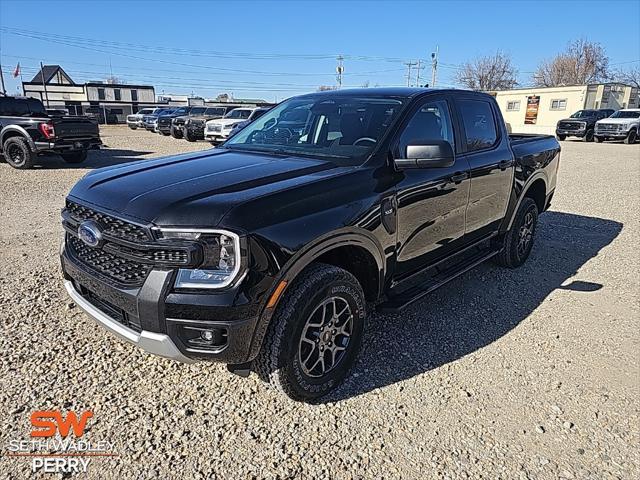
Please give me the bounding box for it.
[298,87,477,99]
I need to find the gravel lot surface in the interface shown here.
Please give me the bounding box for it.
[1,126,638,479]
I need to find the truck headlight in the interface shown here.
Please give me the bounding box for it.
[157,229,242,289]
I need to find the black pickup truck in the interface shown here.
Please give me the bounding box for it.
[60,88,560,401]
[556,109,615,142]
[0,96,101,169]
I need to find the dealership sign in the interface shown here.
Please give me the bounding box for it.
[525,95,540,124]
[6,410,117,474]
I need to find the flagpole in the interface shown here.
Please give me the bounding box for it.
[0,57,6,95]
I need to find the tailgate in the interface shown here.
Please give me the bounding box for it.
[54,117,100,138]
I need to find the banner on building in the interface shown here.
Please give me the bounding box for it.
[525,96,540,124]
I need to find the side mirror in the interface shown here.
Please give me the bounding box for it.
[394,140,455,169]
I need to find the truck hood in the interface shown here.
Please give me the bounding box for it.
[68,149,338,227]
[207,118,244,126]
[596,118,637,125]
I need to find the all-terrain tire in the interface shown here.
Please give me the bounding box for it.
[3,137,34,169]
[557,135,566,141]
[594,136,603,143]
[494,197,539,268]
[253,263,366,402]
[624,129,637,145]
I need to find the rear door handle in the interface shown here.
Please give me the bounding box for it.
[499,160,513,170]
[449,172,468,183]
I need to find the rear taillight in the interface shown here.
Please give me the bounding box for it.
[39,122,55,139]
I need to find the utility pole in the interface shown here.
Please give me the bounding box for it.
[336,55,344,89]
[40,62,50,107]
[415,59,426,87]
[404,61,417,87]
[431,46,439,88]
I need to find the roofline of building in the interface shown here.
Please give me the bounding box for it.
[491,82,636,93]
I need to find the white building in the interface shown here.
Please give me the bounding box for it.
[492,83,639,135]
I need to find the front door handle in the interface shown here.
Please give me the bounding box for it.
[449,172,468,183]
[499,160,513,170]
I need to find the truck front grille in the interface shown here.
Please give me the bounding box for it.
[558,121,583,130]
[596,123,621,132]
[68,235,151,286]
[67,201,150,242]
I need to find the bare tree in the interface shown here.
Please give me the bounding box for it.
[455,51,518,91]
[533,39,610,87]
[614,65,640,88]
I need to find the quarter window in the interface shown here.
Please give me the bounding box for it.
[506,100,520,111]
[459,99,498,152]
[550,99,567,111]
[398,100,454,156]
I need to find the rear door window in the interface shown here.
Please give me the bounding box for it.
[458,99,498,151]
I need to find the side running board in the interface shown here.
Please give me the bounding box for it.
[377,247,501,314]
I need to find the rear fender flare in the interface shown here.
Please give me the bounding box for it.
[503,172,548,232]
[0,125,37,152]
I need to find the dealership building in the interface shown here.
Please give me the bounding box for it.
[492,83,639,134]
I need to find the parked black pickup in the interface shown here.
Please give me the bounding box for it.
[61,88,560,401]
[0,96,101,169]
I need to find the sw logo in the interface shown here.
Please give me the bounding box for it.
[29,410,94,473]
[30,410,93,437]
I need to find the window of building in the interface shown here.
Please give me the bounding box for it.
[97,88,105,100]
[131,89,138,102]
[114,89,121,101]
[506,100,520,111]
[550,99,567,111]
[458,99,498,152]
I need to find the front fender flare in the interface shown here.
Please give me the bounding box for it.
[245,228,385,362]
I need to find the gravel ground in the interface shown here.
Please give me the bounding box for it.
[1,126,638,479]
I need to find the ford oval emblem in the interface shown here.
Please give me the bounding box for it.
[78,220,103,248]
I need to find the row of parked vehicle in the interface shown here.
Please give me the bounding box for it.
[126,105,271,144]
[555,108,640,144]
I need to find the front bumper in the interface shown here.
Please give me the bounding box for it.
[61,237,262,364]
[595,130,629,139]
[64,279,194,363]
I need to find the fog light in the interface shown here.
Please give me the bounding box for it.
[180,325,228,350]
[201,330,214,342]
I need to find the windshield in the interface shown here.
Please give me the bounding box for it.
[190,107,206,115]
[224,95,405,165]
[225,109,253,119]
[610,110,640,119]
[570,110,596,118]
[172,107,189,115]
[205,107,226,116]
